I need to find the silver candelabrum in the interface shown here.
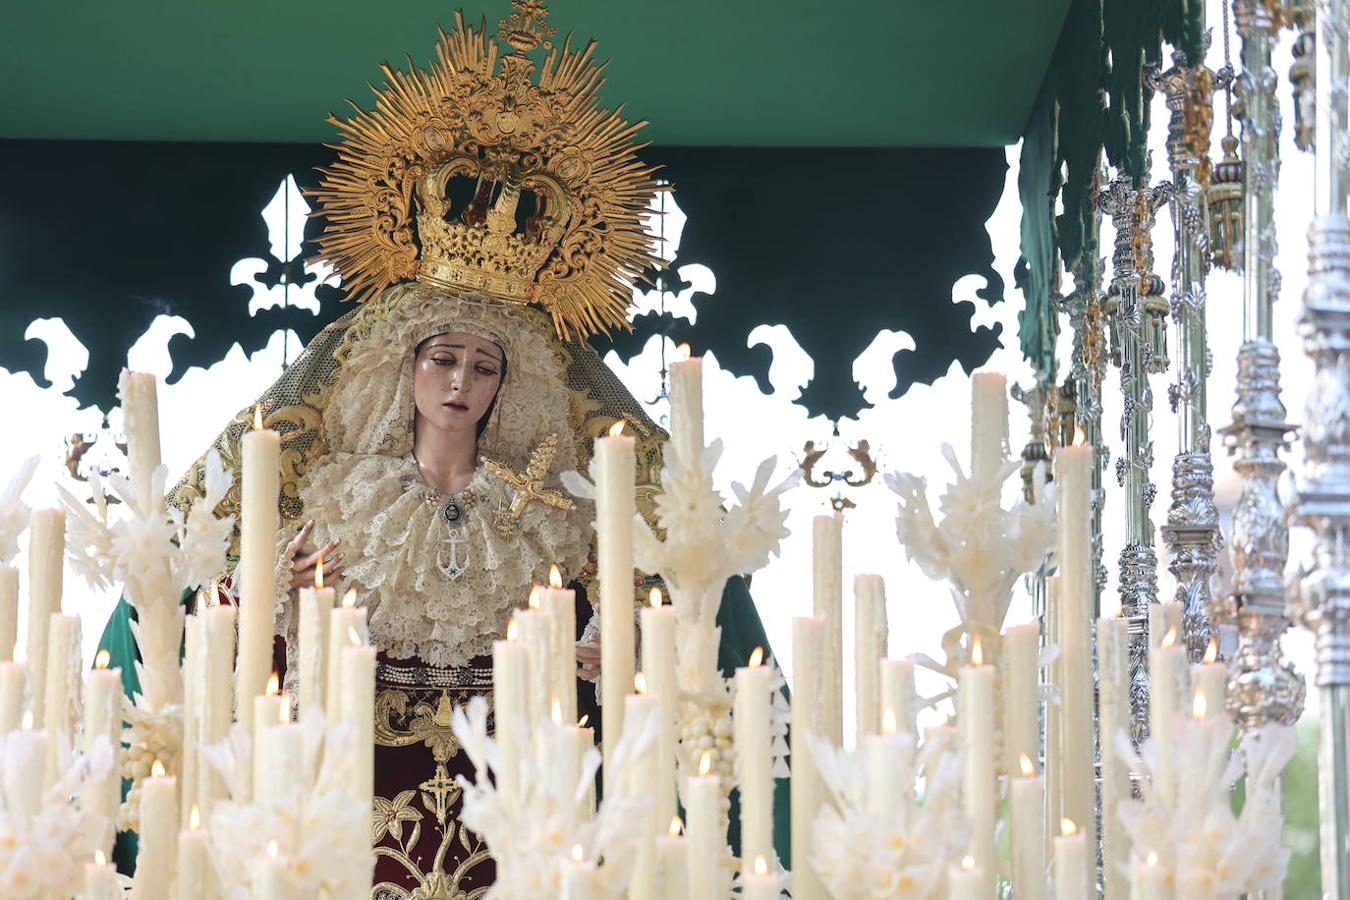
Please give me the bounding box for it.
[1099,174,1172,743]
[1217,0,1305,739]
[1294,0,1350,892]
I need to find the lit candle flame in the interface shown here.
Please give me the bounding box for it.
[315,555,325,590]
[961,855,976,872]
[971,635,984,667]
[676,342,692,361]
[1192,689,1208,720]
[551,697,562,725]
[649,586,663,608]
[578,714,590,728]
[1146,850,1159,866]
[189,805,201,831]
[669,816,683,836]
[94,649,111,670]
[94,850,107,866]
[21,710,32,731]
[881,707,898,735]
[253,404,263,430]
[342,587,357,608]
[698,750,712,776]
[1162,626,1179,648]
[348,626,362,646]
[609,420,627,437]
[1060,818,1078,837]
[266,671,280,696]
[506,618,519,642]
[549,565,563,589]
[1203,637,1219,665]
[634,672,647,694]
[1019,753,1035,778]
[748,646,764,668]
[571,844,584,863]
[753,855,768,876]
[528,585,541,609]
[151,759,166,779]
[267,839,279,859]
[1073,424,1086,446]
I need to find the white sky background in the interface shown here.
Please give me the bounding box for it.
[0,0,1320,742]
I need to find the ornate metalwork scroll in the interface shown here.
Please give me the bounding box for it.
[1149,52,1224,664]
[1218,0,1305,738]
[1294,0,1350,892]
[1098,174,1172,742]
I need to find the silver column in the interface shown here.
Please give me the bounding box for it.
[1151,52,1225,664]
[1219,0,1305,735]
[1294,0,1350,893]
[1099,175,1172,741]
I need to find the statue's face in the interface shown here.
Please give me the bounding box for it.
[413,331,505,434]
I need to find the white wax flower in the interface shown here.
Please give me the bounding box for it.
[0,456,39,565]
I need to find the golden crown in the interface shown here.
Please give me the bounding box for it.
[311,1,660,340]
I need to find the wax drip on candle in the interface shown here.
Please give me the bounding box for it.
[1060,818,1078,838]
[95,649,111,670]
[634,672,648,694]
[266,671,280,696]
[21,710,32,731]
[749,646,764,668]
[971,635,985,667]
[650,587,663,608]
[699,749,713,776]
[189,805,201,831]
[571,844,585,862]
[342,588,357,608]
[961,855,976,872]
[315,555,325,590]
[1019,753,1035,778]
[528,585,541,609]
[882,706,898,735]
[549,565,564,590]
[1203,637,1219,664]
[669,816,683,836]
[551,697,562,724]
[753,855,768,876]
[152,759,166,778]
[609,420,627,437]
[1192,689,1208,720]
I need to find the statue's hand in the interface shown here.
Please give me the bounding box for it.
[286,520,345,591]
[576,640,601,682]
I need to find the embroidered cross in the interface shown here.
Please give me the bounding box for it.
[482,432,574,535]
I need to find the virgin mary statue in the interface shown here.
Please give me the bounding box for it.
[97,2,786,895]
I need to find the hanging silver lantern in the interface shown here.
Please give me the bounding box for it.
[1209,135,1245,271]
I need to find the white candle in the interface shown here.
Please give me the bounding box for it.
[1052,819,1089,900]
[1044,575,1063,855]
[177,807,209,900]
[970,372,1008,482]
[200,605,236,816]
[0,565,17,662]
[1003,621,1040,776]
[541,573,578,724]
[1132,851,1167,900]
[43,612,79,786]
[341,638,376,810]
[862,713,909,815]
[879,657,915,736]
[790,616,825,900]
[492,628,528,804]
[595,422,636,799]
[684,751,723,900]
[122,371,163,511]
[1149,600,1183,649]
[297,581,334,720]
[252,675,284,804]
[734,647,773,868]
[0,662,24,733]
[325,594,368,717]
[84,850,121,900]
[741,855,779,900]
[1149,630,1187,804]
[263,720,306,809]
[948,856,983,900]
[657,819,688,900]
[134,764,178,899]
[669,352,704,467]
[83,652,122,850]
[560,845,597,900]
[518,604,555,724]
[1010,754,1047,900]
[4,719,46,819]
[640,588,678,827]
[812,514,843,746]
[237,414,280,736]
[252,844,291,900]
[958,637,995,893]
[26,507,65,727]
[1191,638,1226,720]
[181,614,203,826]
[1054,445,1094,850]
[1097,616,1131,900]
[853,574,887,742]
[624,688,659,900]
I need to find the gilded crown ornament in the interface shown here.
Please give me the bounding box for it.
[311,0,661,340]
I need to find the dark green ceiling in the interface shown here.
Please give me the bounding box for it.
[2,1,1071,147]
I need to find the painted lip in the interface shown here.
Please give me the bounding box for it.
[443,401,470,412]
